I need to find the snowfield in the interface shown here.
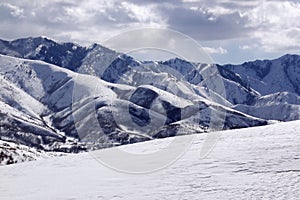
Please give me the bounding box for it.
[1,120,299,199]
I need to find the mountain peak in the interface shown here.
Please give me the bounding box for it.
[278,53,300,60]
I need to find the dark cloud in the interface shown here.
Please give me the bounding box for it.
[158,6,252,40]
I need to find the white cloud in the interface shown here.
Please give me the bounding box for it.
[203,46,228,54]
[239,45,251,50]
[121,2,164,24]
[210,6,235,15]
[242,1,300,52]
[0,3,24,18]
[239,43,259,50]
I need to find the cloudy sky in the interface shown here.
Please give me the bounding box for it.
[1,0,300,64]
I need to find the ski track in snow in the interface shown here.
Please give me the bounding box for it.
[0,121,300,200]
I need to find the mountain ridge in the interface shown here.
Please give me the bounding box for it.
[0,36,299,165]
[0,53,267,164]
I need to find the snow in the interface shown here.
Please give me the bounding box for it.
[0,54,268,152]
[0,74,46,117]
[256,92,300,106]
[225,56,300,99]
[0,140,64,165]
[233,104,300,121]
[1,120,299,199]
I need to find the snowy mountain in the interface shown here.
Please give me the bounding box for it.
[1,37,299,122]
[0,36,88,71]
[0,54,267,163]
[223,55,300,121]
[0,36,300,164]
[1,120,299,199]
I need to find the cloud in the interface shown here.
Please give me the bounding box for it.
[239,43,260,50]
[165,0,300,52]
[242,1,300,52]
[159,6,252,40]
[239,45,252,50]
[0,0,167,44]
[0,2,24,20]
[0,0,299,55]
[203,46,228,54]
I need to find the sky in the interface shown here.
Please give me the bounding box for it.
[1,0,300,64]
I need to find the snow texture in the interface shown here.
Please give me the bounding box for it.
[0,120,299,199]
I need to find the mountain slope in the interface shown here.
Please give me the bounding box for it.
[0,37,88,71]
[1,37,299,121]
[222,55,300,121]
[1,37,300,164]
[224,54,300,96]
[1,120,299,199]
[0,54,268,163]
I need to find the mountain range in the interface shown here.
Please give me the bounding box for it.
[0,37,299,165]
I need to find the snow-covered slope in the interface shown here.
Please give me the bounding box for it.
[0,140,64,165]
[0,120,299,199]
[0,37,88,71]
[222,55,300,121]
[224,54,300,96]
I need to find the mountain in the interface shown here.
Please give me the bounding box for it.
[1,120,299,199]
[1,36,300,164]
[1,37,299,122]
[223,55,300,121]
[0,36,121,72]
[0,54,266,164]
[0,36,88,71]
